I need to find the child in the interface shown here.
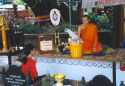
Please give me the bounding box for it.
[21,44,38,82]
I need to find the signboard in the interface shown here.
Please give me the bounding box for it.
[4,74,26,86]
[50,8,61,26]
[82,0,125,8]
[40,40,53,51]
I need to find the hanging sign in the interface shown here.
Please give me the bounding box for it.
[50,8,61,26]
[40,40,53,51]
[98,0,125,5]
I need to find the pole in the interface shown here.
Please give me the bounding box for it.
[69,0,72,29]
[113,61,116,86]
[8,51,12,68]
[1,29,7,51]
[13,4,17,17]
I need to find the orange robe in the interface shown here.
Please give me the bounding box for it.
[79,23,102,54]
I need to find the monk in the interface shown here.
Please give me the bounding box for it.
[78,15,102,54]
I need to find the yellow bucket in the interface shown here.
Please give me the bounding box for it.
[69,42,82,59]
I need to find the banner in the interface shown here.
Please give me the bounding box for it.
[82,0,125,8]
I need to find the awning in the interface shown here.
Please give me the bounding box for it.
[82,0,125,8]
[0,4,25,11]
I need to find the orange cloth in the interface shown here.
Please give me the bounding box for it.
[79,23,102,54]
[21,57,37,81]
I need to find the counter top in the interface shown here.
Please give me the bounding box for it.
[37,54,113,62]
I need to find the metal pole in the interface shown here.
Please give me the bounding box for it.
[8,51,12,68]
[69,0,72,29]
[113,61,116,86]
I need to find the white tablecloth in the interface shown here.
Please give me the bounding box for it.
[36,56,113,82]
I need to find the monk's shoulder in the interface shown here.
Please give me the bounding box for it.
[79,24,84,28]
[88,23,97,28]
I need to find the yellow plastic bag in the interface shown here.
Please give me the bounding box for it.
[69,42,82,59]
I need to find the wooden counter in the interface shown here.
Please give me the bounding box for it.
[38,53,113,62]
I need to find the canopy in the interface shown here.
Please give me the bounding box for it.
[0,4,25,11]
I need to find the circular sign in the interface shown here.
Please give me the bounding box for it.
[50,8,61,26]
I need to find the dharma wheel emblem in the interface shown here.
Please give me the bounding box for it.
[50,8,61,26]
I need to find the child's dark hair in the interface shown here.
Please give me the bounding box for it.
[23,43,34,56]
[21,43,34,63]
